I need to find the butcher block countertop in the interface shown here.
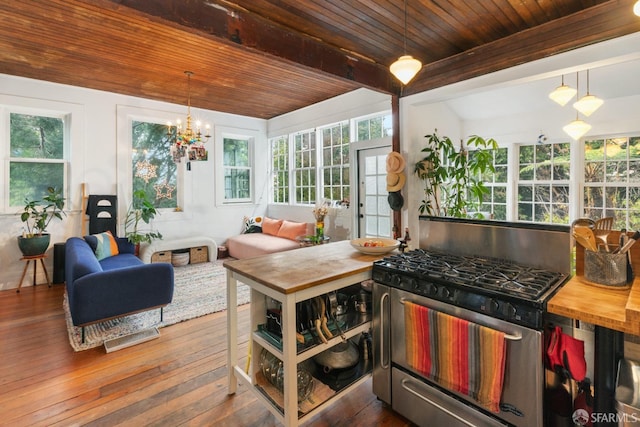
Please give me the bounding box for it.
[223,240,387,295]
[548,235,640,335]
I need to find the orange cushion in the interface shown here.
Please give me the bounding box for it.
[277,220,308,241]
[262,217,283,236]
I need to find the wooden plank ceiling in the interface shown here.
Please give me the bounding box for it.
[1,0,639,119]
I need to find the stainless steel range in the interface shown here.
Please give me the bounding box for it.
[372,217,571,427]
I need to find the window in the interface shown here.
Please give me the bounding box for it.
[131,120,177,208]
[478,147,508,220]
[9,112,66,207]
[517,143,571,224]
[320,122,349,203]
[355,113,393,141]
[293,130,317,205]
[584,136,640,229]
[223,137,251,202]
[270,135,289,204]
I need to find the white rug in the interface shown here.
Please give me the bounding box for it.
[63,259,250,351]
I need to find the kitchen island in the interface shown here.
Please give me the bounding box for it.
[224,240,386,426]
[548,237,640,426]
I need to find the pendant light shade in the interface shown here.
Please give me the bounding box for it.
[390,55,423,84]
[563,116,591,140]
[390,0,422,85]
[548,75,577,106]
[573,69,603,116]
[634,0,640,16]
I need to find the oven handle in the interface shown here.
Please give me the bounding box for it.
[380,291,390,369]
[400,378,476,427]
[398,297,523,341]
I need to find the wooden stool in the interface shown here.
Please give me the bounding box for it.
[17,255,51,293]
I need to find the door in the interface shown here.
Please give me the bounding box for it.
[357,146,392,238]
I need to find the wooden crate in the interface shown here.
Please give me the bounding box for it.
[190,246,208,264]
[151,251,172,263]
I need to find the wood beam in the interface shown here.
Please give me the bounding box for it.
[102,0,397,95]
[405,0,640,95]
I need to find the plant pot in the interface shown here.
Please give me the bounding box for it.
[17,234,51,256]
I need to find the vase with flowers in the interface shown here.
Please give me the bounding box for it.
[312,204,328,243]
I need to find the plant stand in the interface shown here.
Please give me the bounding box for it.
[17,254,51,293]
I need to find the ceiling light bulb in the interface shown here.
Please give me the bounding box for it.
[563,118,591,140]
[635,0,640,16]
[549,84,577,106]
[573,94,604,116]
[390,55,422,84]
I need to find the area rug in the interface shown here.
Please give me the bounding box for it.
[63,259,250,351]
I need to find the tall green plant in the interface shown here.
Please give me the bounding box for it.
[414,129,498,218]
[124,189,162,245]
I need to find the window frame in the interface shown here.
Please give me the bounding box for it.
[214,126,257,206]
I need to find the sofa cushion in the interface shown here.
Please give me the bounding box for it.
[227,233,300,259]
[262,217,283,236]
[92,231,120,261]
[277,220,308,241]
[243,216,263,234]
[99,253,144,270]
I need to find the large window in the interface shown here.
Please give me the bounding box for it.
[271,135,289,204]
[223,137,251,202]
[477,147,508,220]
[293,130,317,205]
[9,112,66,207]
[517,143,571,224]
[355,113,393,141]
[320,122,350,203]
[584,136,640,229]
[132,121,177,209]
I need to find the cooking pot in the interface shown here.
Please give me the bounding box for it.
[313,340,359,373]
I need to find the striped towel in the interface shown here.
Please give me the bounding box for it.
[404,301,507,413]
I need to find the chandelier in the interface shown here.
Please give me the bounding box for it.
[167,71,211,163]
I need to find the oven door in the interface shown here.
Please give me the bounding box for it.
[391,287,543,427]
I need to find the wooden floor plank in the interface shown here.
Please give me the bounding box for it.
[0,282,412,426]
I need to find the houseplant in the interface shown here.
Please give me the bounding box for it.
[124,189,163,247]
[414,129,498,218]
[18,186,66,256]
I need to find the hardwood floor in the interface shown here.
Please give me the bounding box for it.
[0,284,412,426]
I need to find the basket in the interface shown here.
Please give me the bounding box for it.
[584,250,627,287]
[171,250,190,267]
[190,246,208,264]
[151,251,172,263]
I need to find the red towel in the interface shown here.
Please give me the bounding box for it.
[405,301,507,413]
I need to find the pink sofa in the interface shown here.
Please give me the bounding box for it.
[227,217,314,259]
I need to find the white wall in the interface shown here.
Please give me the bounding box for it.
[0,73,267,290]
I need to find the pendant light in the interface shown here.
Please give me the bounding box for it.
[634,0,640,16]
[573,69,603,117]
[390,0,422,84]
[563,72,591,140]
[548,75,577,106]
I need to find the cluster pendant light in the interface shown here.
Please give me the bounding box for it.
[390,0,422,85]
[551,71,603,140]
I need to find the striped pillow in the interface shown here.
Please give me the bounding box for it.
[94,231,120,261]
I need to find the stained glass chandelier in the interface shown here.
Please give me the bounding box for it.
[167,71,211,163]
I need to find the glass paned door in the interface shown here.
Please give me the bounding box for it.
[358,146,392,238]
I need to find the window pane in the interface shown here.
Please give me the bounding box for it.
[10,113,64,159]
[224,138,249,167]
[9,162,64,206]
[132,121,177,209]
[225,168,250,199]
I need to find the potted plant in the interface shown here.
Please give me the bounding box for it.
[18,186,66,256]
[124,189,163,249]
[414,129,498,218]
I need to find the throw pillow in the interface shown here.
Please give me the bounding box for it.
[243,216,263,234]
[277,220,308,241]
[262,217,284,236]
[93,231,120,261]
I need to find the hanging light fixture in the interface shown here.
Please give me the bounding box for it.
[548,74,577,106]
[563,113,592,140]
[390,0,422,85]
[634,0,640,17]
[167,71,211,163]
[573,69,603,117]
